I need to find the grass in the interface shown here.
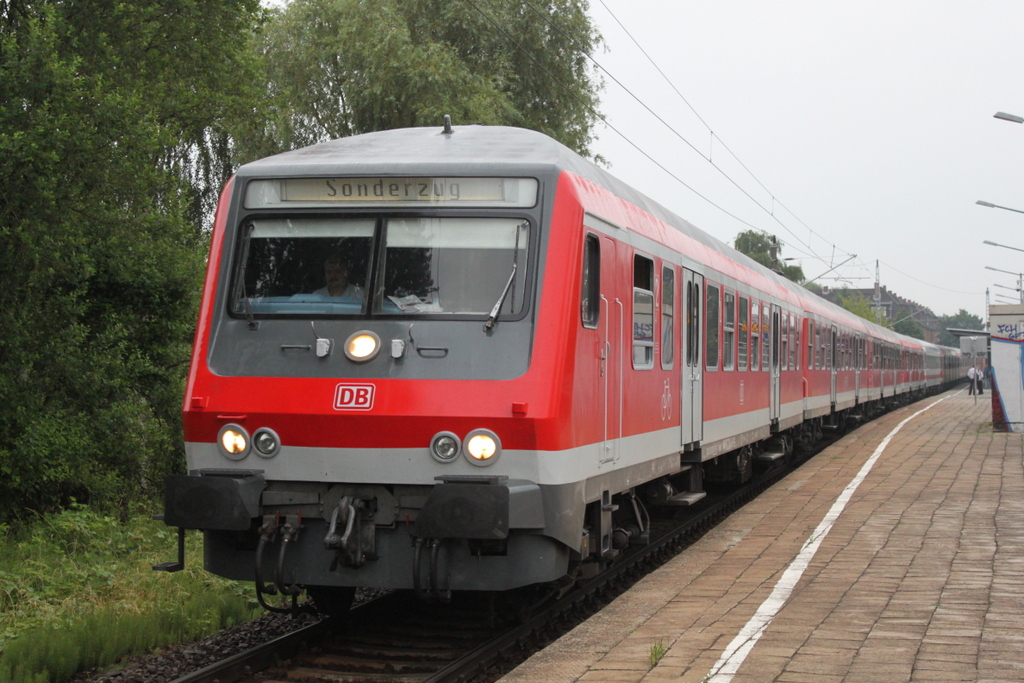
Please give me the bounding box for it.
[648,637,668,669]
[0,505,259,683]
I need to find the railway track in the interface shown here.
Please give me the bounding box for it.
[168,427,840,683]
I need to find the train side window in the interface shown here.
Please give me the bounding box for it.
[750,299,760,371]
[706,284,720,370]
[661,266,675,369]
[723,290,735,370]
[685,282,693,366]
[815,325,822,369]
[823,327,831,370]
[738,295,749,370]
[761,303,770,371]
[691,282,701,368]
[632,254,655,369]
[780,310,789,371]
[807,320,814,369]
[581,234,600,329]
[793,315,800,370]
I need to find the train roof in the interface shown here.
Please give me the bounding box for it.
[238,124,953,354]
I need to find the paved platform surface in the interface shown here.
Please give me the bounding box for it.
[501,388,1024,683]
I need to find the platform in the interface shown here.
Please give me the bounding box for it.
[501,388,1024,683]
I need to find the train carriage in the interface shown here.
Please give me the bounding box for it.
[159,124,964,609]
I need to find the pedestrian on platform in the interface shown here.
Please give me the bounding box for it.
[977,364,985,395]
[968,365,977,395]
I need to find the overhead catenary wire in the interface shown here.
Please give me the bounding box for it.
[519,0,844,268]
[471,0,974,300]
[462,0,770,233]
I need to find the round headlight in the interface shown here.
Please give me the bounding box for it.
[430,432,461,463]
[464,429,501,466]
[253,428,281,458]
[344,330,381,362]
[217,423,250,460]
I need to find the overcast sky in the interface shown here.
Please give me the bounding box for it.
[585,0,1024,320]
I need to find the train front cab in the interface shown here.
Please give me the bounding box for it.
[160,165,628,601]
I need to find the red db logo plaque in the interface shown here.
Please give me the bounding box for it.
[333,383,376,411]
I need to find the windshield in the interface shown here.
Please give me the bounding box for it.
[232,216,531,317]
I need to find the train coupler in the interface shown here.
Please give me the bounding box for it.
[324,496,377,569]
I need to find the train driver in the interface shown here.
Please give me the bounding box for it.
[314,254,365,300]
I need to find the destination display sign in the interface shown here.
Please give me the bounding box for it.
[245,177,538,209]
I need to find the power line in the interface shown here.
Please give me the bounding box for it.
[475,0,969,301]
[518,0,852,271]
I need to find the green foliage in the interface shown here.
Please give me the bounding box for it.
[732,230,805,284]
[239,0,603,162]
[0,593,252,683]
[835,290,885,327]
[0,508,256,682]
[892,316,925,340]
[0,1,263,519]
[938,309,984,347]
[648,637,667,669]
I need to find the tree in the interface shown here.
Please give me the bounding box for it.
[733,230,805,284]
[938,309,984,347]
[237,0,603,163]
[0,0,263,518]
[835,291,883,326]
[892,316,925,340]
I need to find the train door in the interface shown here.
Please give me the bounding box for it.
[770,304,781,425]
[599,236,621,466]
[830,325,838,407]
[681,269,703,448]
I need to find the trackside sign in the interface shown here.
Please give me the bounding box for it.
[333,383,376,411]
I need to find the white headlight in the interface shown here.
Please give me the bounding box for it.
[253,428,281,458]
[217,423,250,460]
[463,429,501,466]
[344,330,381,362]
[430,432,462,463]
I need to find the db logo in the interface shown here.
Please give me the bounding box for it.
[334,383,376,411]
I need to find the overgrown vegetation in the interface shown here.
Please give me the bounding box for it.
[0,0,265,520]
[0,506,255,682]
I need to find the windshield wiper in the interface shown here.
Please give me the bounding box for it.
[483,222,524,333]
[483,263,517,332]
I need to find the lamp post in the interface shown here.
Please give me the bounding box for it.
[983,239,1024,254]
[985,265,1024,303]
[978,200,1024,215]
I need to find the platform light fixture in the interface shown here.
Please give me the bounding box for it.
[995,111,1024,124]
[977,200,1024,215]
[985,265,1024,303]
[983,239,1024,254]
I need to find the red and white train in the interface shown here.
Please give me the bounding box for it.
[160,123,966,611]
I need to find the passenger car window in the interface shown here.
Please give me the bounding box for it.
[706,284,720,370]
[581,234,600,328]
[661,265,675,369]
[632,255,655,369]
[723,290,735,370]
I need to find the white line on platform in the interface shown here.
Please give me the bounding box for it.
[703,392,955,683]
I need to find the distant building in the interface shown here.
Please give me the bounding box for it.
[817,285,943,343]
